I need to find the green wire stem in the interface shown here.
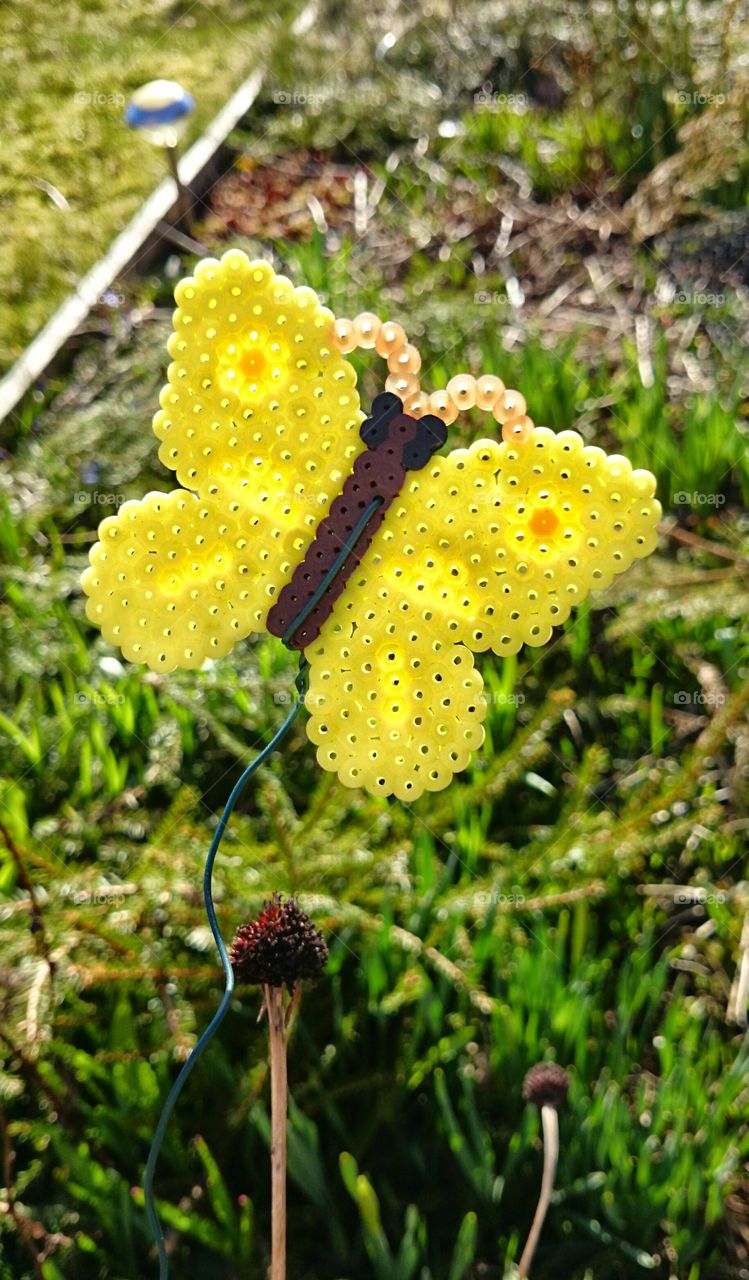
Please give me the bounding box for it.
[144,496,383,1276]
[282,496,383,646]
[143,688,304,1278]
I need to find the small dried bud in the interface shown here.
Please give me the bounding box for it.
[522,1062,569,1109]
[230,894,328,988]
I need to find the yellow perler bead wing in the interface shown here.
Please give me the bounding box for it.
[304,433,660,799]
[306,598,486,803]
[374,430,660,654]
[81,258,661,800]
[81,251,364,671]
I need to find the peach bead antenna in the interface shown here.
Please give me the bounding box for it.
[331,319,537,449]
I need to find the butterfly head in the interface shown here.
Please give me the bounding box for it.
[360,392,448,471]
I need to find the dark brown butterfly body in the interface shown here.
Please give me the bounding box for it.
[267,393,447,649]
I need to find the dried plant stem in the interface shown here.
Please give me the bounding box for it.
[166,144,193,235]
[517,1103,559,1279]
[265,984,288,1280]
[1,1105,44,1278]
[0,822,55,980]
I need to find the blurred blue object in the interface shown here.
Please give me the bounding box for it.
[125,80,195,147]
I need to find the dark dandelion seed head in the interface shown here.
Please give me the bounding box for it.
[230,893,328,988]
[522,1061,569,1109]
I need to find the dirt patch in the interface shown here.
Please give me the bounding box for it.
[203,148,360,241]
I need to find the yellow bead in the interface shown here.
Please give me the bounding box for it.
[333,318,357,353]
[374,321,407,357]
[446,374,477,410]
[352,312,381,349]
[388,343,422,375]
[475,374,505,411]
[428,390,459,425]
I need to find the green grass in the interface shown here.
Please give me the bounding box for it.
[0,0,298,371]
[2,259,748,1277]
[2,1,749,1277]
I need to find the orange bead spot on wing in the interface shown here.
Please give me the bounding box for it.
[528,507,560,538]
[239,347,266,380]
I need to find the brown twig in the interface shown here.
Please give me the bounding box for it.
[0,823,55,981]
[157,978,192,1062]
[63,962,219,983]
[660,520,749,566]
[264,984,288,1280]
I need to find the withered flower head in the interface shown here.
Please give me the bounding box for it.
[522,1061,569,1109]
[230,893,328,988]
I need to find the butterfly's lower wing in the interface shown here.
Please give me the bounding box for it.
[82,484,305,670]
[304,427,660,798]
[305,583,485,802]
[82,251,364,671]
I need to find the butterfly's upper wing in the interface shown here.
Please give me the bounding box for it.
[82,251,364,671]
[304,427,660,800]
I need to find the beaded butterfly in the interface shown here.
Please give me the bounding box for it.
[82,250,661,801]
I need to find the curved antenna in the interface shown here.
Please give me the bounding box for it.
[143,691,305,1279]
